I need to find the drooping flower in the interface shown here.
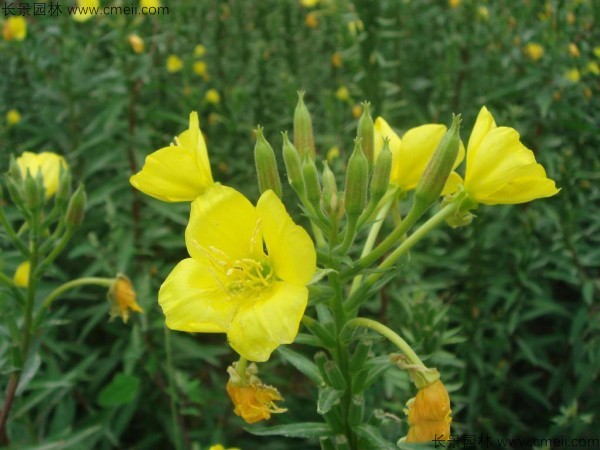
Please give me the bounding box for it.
[6,109,21,126]
[130,112,213,202]
[72,0,99,23]
[405,380,452,443]
[226,362,286,424]
[13,261,30,288]
[16,152,67,199]
[158,184,316,362]
[463,106,559,205]
[166,55,183,73]
[374,117,465,194]
[108,274,144,323]
[2,17,27,41]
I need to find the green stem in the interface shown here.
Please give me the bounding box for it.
[344,318,424,367]
[36,228,74,275]
[335,215,358,254]
[164,326,183,450]
[40,277,114,311]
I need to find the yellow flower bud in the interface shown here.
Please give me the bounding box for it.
[166,55,183,73]
[305,12,319,29]
[13,261,30,288]
[3,16,27,41]
[351,104,363,119]
[326,146,340,162]
[193,61,208,76]
[568,43,580,58]
[6,109,21,126]
[335,86,350,101]
[205,88,221,104]
[108,274,143,323]
[128,34,145,54]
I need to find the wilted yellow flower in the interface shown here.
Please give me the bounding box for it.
[568,43,580,58]
[108,274,143,323]
[331,51,342,68]
[130,112,213,202]
[523,42,544,61]
[193,61,208,77]
[405,380,452,443]
[128,34,145,53]
[72,0,99,23]
[194,44,206,57]
[166,55,183,73]
[477,6,489,20]
[16,152,67,199]
[327,146,340,162]
[159,185,316,362]
[3,16,27,41]
[6,109,21,126]
[13,261,30,288]
[300,0,319,7]
[141,0,161,8]
[205,88,221,104]
[586,61,600,75]
[564,68,581,83]
[335,86,350,101]
[374,117,464,194]
[448,0,460,8]
[352,104,363,119]
[226,362,286,423]
[305,12,318,29]
[463,106,559,205]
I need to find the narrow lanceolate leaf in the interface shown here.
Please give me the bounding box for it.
[277,346,324,385]
[246,422,333,438]
[355,424,397,450]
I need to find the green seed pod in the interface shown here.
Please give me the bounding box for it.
[344,138,369,219]
[293,91,315,160]
[65,184,87,227]
[414,114,461,213]
[357,101,374,168]
[369,137,392,206]
[302,155,321,207]
[281,131,304,194]
[254,126,283,198]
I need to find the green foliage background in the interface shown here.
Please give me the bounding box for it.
[1,0,598,448]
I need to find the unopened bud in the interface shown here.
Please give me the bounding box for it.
[294,91,315,159]
[302,156,321,207]
[254,126,283,198]
[281,132,304,194]
[55,166,72,206]
[414,114,461,212]
[369,137,392,205]
[348,394,365,427]
[321,161,337,213]
[65,184,86,227]
[344,138,369,219]
[23,172,41,211]
[357,101,374,167]
[324,360,346,390]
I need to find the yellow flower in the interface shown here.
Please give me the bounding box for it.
[130,112,213,202]
[13,261,30,288]
[194,44,206,57]
[327,146,340,162]
[209,445,240,450]
[331,51,342,68]
[205,88,221,104]
[166,55,183,73]
[594,46,600,59]
[586,62,600,75]
[448,0,460,8]
[463,106,559,205]
[568,43,580,58]
[72,0,99,23]
[16,152,67,199]
[193,61,207,77]
[3,16,27,41]
[159,184,316,362]
[523,42,544,61]
[128,34,145,53]
[108,274,143,323]
[352,104,363,119]
[300,0,319,7]
[564,68,581,83]
[374,117,464,194]
[405,380,452,443]
[226,362,286,423]
[305,12,318,29]
[141,0,161,8]
[6,109,21,126]
[335,86,350,101]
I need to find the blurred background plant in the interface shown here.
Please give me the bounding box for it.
[0,0,598,448]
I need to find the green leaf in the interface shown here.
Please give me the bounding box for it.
[317,386,343,415]
[277,346,324,385]
[355,424,397,450]
[246,422,333,438]
[98,373,140,407]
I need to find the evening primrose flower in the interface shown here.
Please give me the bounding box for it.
[305,12,318,29]
[72,0,99,22]
[226,362,286,423]
[16,152,67,199]
[568,43,580,58]
[6,109,21,126]
[463,106,559,205]
[374,117,465,194]
[166,55,183,73]
[335,86,350,101]
[128,34,145,53]
[205,89,221,104]
[193,61,207,77]
[405,380,452,443]
[564,68,581,83]
[158,184,316,362]
[523,42,544,61]
[194,44,206,57]
[141,0,161,8]
[209,445,240,450]
[108,274,144,323]
[3,17,27,41]
[13,261,30,288]
[130,112,213,202]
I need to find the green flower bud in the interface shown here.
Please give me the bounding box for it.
[348,394,365,427]
[65,184,86,227]
[23,172,42,211]
[324,360,347,390]
[302,155,321,207]
[321,161,337,214]
[414,114,461,213]
[344,138,369,219]
[55,165,72,207]
[357,101,374,168]
[7,156,21,182]
[349,340,372,372]
[369,137,392,205]
[333,435,351,450]
[294,91,315,160]
[281,131,304,194]
[4,176,24,208]
[254,126,283,198]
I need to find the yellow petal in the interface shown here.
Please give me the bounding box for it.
[176,112,212,184]
[13,261,30,288]
[256,190,316,285]
[159,258,236,333]
[466,106,496,170]
[186,184,258,264]
[227,282,308,362]
[17,151,67,199]
[441,171,464,196]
